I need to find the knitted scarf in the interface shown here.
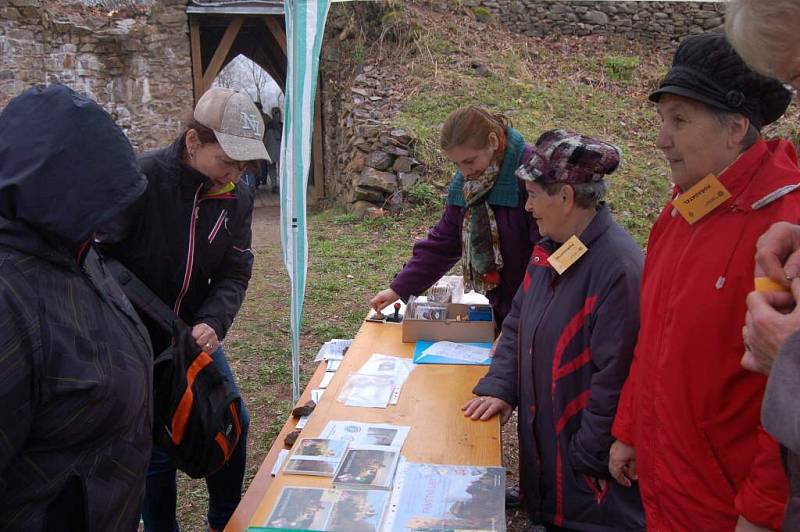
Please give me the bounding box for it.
[461,161,504,294]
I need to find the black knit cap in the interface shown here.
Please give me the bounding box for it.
[649,31,791,131]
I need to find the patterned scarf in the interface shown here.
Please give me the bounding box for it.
[461,161,504,294]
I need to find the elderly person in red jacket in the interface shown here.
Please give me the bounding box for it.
[465,130,645,531]
[608,31,799,531]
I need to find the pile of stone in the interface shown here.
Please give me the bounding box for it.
[328,64,424,218]
[347,125,422,218]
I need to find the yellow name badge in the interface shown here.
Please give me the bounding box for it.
[672,173,732,224]
[548,235,588,275]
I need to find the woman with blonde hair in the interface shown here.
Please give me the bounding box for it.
[370,105,539,326]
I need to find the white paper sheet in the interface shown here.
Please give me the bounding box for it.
[417,341,491,363]
[311,388,326,403]
[271,449,290,477]
[319,371,334,389]
[337,374,395,408]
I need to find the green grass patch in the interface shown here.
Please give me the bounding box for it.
[603,55,641,81]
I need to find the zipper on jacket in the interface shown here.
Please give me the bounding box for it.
[174,184,203,316]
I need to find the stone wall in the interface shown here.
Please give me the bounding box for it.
[463,0,725,44]
[0,0,192,150]
[318,0,424,214]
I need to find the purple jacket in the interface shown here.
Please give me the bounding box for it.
[390,143,538,325]
[474,205,645,530]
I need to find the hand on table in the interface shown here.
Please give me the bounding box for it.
[755,221,800,286]
[609,439,637,487]
[462,396,512,424]
[192,323,219,353]
[742,278,800,375]
[370,288,399,313]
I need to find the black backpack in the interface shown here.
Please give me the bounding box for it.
[105,258,243,479]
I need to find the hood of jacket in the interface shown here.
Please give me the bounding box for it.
[0,84,146,266]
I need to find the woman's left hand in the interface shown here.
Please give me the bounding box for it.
[192,323,219,353]
[462,396,513,424]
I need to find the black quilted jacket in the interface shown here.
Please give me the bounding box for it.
[0,85,153,531]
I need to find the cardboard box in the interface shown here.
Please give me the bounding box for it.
[401,303,495,343]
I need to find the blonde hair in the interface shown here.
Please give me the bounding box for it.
[726,0,800,79]
[439,105,510,152]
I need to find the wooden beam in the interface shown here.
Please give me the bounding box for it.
[202,15,244,89]
[190,19,205,103]
[312,88,325,200]
[263,15,287,57]
[254,47,285,89]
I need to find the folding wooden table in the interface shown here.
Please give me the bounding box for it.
[225,321,501,531]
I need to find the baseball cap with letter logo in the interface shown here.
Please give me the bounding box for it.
[193,87,271,162]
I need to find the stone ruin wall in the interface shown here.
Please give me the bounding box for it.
[465,0,725,45]
[0,0,192,151]
[1,0,727,209]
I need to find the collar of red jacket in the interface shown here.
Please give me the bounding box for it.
[675,138,800,213]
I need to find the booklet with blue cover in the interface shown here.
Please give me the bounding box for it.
[412,340,493,366]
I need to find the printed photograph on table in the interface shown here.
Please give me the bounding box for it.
[327,490,390,532]
[264,487,390,532]
[364,427,398,446]
[333,446,401,490]
[264,487,334,530]
[386,463,506,531]
[283,438,349,476]
[295,438,348,458]
[319,421,410,449]
[284,458,338,476]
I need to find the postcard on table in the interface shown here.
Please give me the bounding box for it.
[313,339,353,362]
[264,486,389,532]
[383,462,506,531]
[412,340,493,365]
[333,445,401,491]
[319,421,410,449]
[283,438,348,477]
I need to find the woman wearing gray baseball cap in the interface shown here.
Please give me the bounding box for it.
[100,87,269,532]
